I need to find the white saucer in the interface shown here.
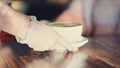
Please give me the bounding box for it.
[54,37,88,52]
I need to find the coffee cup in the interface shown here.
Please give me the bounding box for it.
[48,22,88,51]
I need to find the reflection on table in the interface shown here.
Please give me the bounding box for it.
[0,35,120,68]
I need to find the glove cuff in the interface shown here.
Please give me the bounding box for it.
[15,16,38,44]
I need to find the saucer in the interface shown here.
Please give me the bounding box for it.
[48,23,88,52]
[53,36,88,52]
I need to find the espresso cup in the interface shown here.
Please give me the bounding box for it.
[48,22,88,51]
[48,23,83,43]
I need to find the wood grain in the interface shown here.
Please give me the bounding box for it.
[0,35,119,68]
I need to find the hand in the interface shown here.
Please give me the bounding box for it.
[16,19,73,51]
[56,0,84,24]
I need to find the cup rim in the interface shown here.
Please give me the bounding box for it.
[48,23,81,27]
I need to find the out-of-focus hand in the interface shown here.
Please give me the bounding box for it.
[56,0,86,35]
[16,18,73,51]
[56,11,85,25]
[56,0,84,24]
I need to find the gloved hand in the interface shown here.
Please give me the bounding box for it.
[16,16,73,51]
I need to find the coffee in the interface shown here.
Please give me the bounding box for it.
[48,23,81,27]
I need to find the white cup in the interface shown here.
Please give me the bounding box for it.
[48,23,83,43]
[48,22,88,51]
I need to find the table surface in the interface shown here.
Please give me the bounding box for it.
[0,35,120,68]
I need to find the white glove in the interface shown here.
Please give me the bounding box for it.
[16,16,73,51]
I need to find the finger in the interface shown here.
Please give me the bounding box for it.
[56,36,73,52]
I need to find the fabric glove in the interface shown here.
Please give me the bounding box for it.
[16,16,73,51]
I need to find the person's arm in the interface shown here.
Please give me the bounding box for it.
[0,1,30,39]
[0,1,74,51]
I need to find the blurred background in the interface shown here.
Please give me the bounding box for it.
[11,0,72,21]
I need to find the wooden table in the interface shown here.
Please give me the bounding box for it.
[0,35,120,68]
